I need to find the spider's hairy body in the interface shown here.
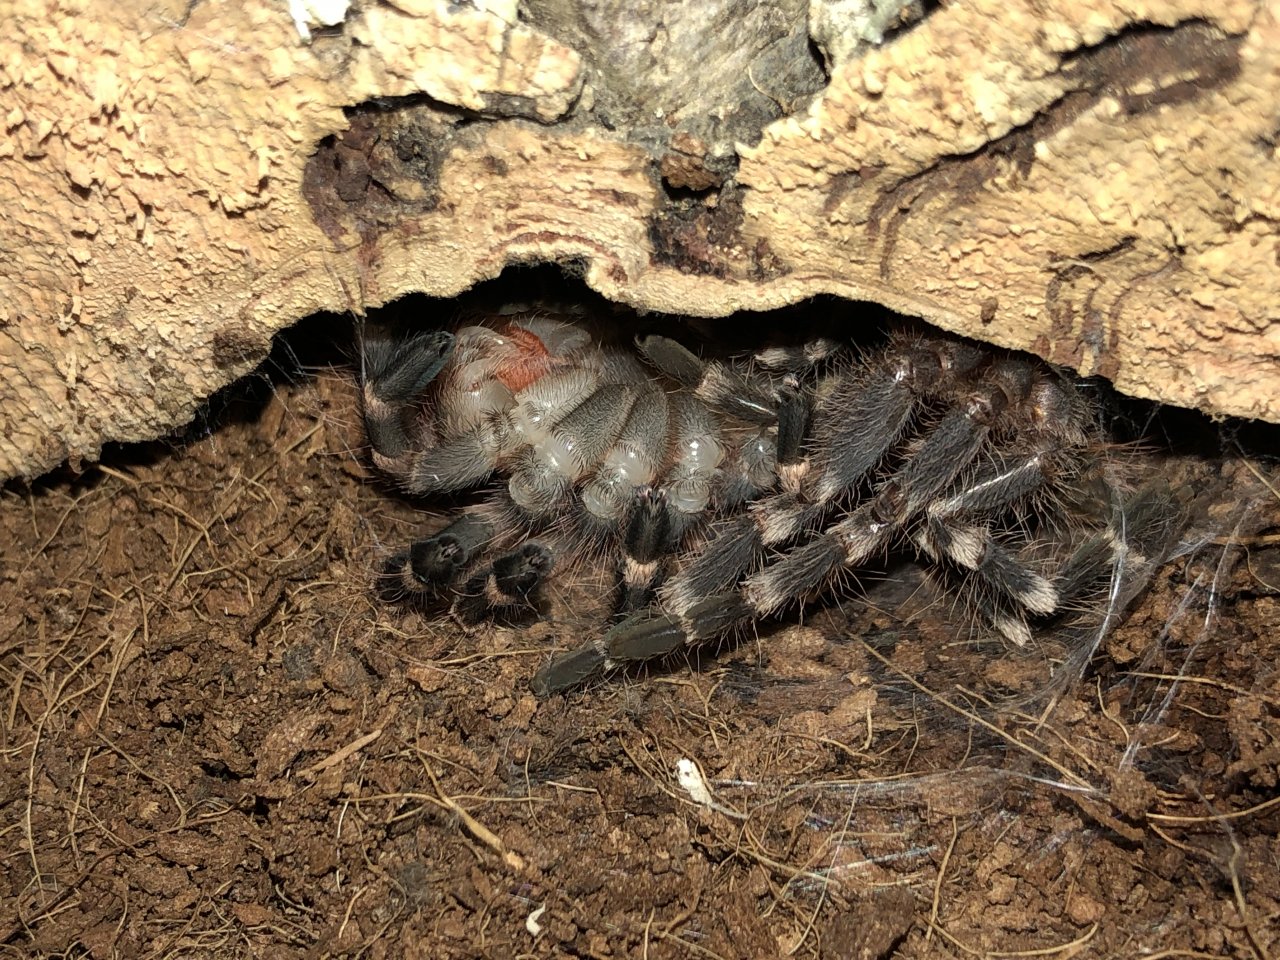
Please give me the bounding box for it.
[365,310,785,624]
[363,308,1163,694]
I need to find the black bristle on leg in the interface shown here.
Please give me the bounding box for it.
[697,363,778,423]
[1055,484,1182,606]
[604,591,753,663]
[663,515,764,617]
[889,406,990,518]
[408,533,468,584]
[969,588,1034,648]
[639,335,778,423]
[973,539,1058,617]
[1054,519,1124,605]
[809,374,915,503]
[1112,482,1184,558]
[744,531,854,618]
[684,593,753,640]
[618,582,657,613]
[452,574,496,626]
[928,456,1049,521]
[398,433,502,494]
[376,549,420,605]
[617,487,673,613]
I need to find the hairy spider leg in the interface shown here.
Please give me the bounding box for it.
[637,335,778,424]
[618,486,672,612]
[578,393,729,616]
[506,382,638,518]
[575,381,673,612]
[1053,482,1180,605]
[911,369,1106,642]
[395,431,505,494]
[746,384,1011,618]
[603,364,1026,664]
[914,454,1064,645]
[658,337,970,622]
[960,481,1181,647]
[378,512,496,607]
[532,340,1048,693]
[361,328,456,462]
[773,374,811,477]
[528,643,607,697]
[453,542,555,625]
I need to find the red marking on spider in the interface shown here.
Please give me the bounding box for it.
[493,324,556,392]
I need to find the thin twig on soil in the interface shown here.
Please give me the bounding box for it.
[358,753,529,872]
[1121,672,1280,710]
[1147,793,1280,824]
[299,728,384,780]
[926,817,959,944]
[1228,837,1273,960]
[928,919,1098,957]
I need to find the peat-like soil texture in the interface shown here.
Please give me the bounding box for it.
[2,303,1278,959]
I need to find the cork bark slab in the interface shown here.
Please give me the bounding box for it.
[1,0,1275,480]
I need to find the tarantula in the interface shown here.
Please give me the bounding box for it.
[363,307,1162,695]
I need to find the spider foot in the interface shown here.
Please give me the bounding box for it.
[604,593,751,661]
[376,548,422,605]
[363,329,455,403]
[376,514,492,607]
[376,536,470,607]
[529,643,608,697]
[453,543,554,625]
[362,329,458,461]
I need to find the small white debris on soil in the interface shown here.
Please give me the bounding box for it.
[525,904,546,937]
[676,758,745,819]
[676,758,713,806]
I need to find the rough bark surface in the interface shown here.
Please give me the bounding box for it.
[1,0,1276,480]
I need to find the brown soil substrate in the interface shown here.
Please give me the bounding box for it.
[2,311,1278,959]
